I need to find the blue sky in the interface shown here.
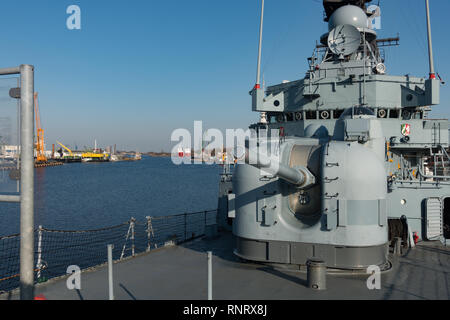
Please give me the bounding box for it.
[0,0,449,151]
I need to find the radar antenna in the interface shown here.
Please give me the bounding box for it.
[323,0,372,21]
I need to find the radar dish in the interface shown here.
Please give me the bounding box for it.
[327,24,361,56]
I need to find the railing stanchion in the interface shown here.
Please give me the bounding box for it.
[107,244,114,300]
[131,218,135,257]
[207,251,212,300]
[120,219,132,260]
[0,209,220,293]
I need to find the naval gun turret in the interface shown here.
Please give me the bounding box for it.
[224,1,450,269]
[232,106,388,269]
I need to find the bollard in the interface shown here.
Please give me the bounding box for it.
[108,244,114,300]
[307,259,326,290]
[207,251,212,300]
[394,237,402,256]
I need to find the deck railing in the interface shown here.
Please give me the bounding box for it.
[0,209,217,294]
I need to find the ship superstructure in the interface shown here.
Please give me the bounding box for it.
[221,0,450,269]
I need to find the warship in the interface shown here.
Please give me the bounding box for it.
[217,0,450,270]
[2,0,450,302]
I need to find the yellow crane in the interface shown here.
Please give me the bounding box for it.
[56,141,74,157]
[34,92,47,163]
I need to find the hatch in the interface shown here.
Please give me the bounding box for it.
[425,197,443,240]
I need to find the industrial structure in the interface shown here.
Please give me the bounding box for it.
[33,93,62,167]
[34,93,47,164]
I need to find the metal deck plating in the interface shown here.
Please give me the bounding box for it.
[2,232,448,300]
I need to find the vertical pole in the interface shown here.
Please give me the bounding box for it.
[108,244,114,300]
[255,0,264,87]
[207,251,212,300]
[425,0,435,79]
[16,77,20,193]
[19,64,35,300]
[255,0,266,124]
[362,30,367,106]
[434,154,437,177]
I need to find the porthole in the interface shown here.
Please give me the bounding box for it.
[320,110,330,119]
[378,109,387,118]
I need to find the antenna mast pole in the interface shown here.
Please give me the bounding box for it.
[255,0,266,124]
[425,0,436,79]
[256,0,264,88]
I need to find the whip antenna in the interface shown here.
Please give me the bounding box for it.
[255,0,267,123]
[425,0,435,79]
[255,0,264,89]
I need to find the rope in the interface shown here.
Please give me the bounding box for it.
[41,222,128,234]
[0,267,46,283]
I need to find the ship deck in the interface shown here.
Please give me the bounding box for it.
[2,231,450,300]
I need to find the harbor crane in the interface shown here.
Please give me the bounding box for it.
[55,140,82,162]
[56,140,74,157]
[34,92,47,163]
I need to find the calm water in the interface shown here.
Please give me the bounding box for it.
[0,156,221,236]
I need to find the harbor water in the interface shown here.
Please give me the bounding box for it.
[0,156,221,236]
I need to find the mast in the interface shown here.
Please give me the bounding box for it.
[255,0,264,89]
[255,0,267,124]
[425,0,435,79]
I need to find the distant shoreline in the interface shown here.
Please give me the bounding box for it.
[145,152,171,158]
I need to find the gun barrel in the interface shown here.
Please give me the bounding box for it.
[238,147,314,187]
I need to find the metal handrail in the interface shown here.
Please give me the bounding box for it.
[418,145,450,180]
[417,166,450,180]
